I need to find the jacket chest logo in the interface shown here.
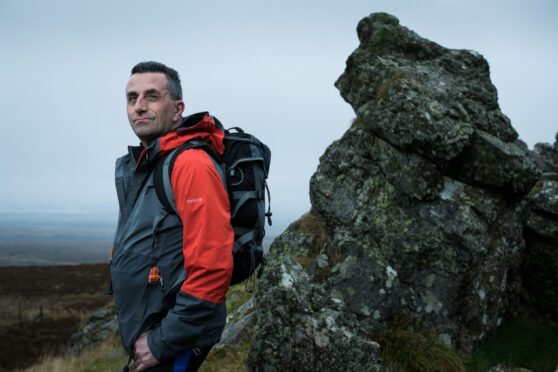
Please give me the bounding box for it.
[186,197,203,204]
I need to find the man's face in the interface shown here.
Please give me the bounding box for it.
[126,72,184,146]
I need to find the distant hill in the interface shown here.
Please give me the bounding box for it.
[0,211,114,266]
[0,210,282,266]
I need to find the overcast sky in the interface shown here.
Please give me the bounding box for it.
[0,0,556,235]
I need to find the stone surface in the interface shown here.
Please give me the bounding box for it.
[248,257,385,372]
[308,123,523,350]
[448,130,540,196]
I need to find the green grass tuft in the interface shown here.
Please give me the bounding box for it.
[200,340,251,372]
[226,283,255,317]
[469,320,558,372]
[351,117,368,130]
[381,327,467,372]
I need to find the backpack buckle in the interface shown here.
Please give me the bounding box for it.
[148,266,161,285]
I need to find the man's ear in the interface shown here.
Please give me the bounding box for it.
[174,100,185,121]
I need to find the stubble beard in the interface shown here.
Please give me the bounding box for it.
[131,118,161,146]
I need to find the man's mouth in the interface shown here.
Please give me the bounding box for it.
[134,117,153,124]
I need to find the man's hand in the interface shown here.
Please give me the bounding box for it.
[134,332,160,371]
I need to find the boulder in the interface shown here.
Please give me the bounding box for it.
[67,306,118,355]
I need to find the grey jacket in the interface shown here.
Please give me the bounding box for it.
[112,114,232,361]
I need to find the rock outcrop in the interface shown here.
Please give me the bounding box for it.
[246,12,557,371]
[67,306,118,355]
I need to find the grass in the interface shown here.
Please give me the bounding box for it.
[293,212,329,258]
[0,264,112,370]
[25,337,252,372]
[225,282,255,322]
[469,319,558,372]
[381,327,467,372]
[351,117,368,130]
[200,340,251,372]
[380,318,558,372]
[0,317,81,371]
[290,211,339,274]
[21,332,128,372]
[201,283,256,371]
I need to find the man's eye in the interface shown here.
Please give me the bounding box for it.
[127,97,137,105]
[147,94,159,101]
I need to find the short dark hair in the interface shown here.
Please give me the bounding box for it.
[131,61,183,100]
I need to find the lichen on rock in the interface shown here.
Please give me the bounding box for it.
[248,257,385,371]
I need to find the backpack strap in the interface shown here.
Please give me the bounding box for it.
[149,140,226,281]
[153,140,226,215]
[233,228,257,253]
[153,147,179,213]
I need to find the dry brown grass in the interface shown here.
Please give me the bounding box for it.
[351,117,368,130]
[381,327,467,372]
[200,341,251,372]
[375,72,404,102]
[21,332,127,372]
[293,212,328,259]
[0,264,112,370]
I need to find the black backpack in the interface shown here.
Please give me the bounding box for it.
[153,113,272,286]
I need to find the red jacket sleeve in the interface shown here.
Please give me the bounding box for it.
[170,149,233,303]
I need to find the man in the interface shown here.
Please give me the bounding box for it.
[112,61,234,371]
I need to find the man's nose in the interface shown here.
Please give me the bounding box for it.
[134,95,147,112]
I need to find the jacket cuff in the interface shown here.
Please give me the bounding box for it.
[146,292,226,361]
[147,327,175,362]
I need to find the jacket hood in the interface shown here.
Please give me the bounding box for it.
[129,112,225,168]
[158,112,225,156]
